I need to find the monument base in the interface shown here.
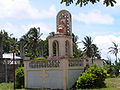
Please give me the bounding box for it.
[24,58,85,90]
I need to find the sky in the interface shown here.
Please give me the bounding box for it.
[0,0,120,62]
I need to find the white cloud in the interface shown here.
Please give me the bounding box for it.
[78,35,120,62]
[116,0,120,6]
[93,35,120,62]
[0,22,52,39]
[73,10,114,24]
[0,22,20,34]
[0,0,56,19]
[23,23,52,39]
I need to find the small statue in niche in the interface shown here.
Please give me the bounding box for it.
[57,18,66,34]
[57,13,68,34]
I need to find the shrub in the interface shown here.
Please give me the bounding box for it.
[76,63,108,89]
[15,67,24,88]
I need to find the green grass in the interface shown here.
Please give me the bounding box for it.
[0,78,120,90]
[0,83,13,90]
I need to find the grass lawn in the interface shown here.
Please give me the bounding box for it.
[0,78,120,90]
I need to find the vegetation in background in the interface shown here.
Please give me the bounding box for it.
[104,59,120,77]
[0,30,18,53]
[108,42,119,62]
[72,33,83,58]
[82,36,101,63]
[76,63,108,89]
[21,27,43,58]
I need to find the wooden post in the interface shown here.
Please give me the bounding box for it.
[5,59,8,82]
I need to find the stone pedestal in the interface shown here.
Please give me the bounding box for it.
[24,58,85,90]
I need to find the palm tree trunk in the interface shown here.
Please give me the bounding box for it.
[116,54,117,62]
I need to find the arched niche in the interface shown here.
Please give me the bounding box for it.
[52,40,59,57]
[65,40,70,56]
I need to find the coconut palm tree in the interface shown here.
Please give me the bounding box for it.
[108,42,119,62]
[21,27,43,58]
[82,36,93,58]
[82,36,101,63]
[91,44,101,59]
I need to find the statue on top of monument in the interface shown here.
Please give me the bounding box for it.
[56,10,72,35]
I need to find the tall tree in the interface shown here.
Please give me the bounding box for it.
[72,33,83,58]
[108,42,119,62]
[82,36,93,58]
[21,27,43,58]
[43,39,49,57]
[82,36,101,63]
[0,30,18,53]
[91,44,101,59]
[61,0,117,7]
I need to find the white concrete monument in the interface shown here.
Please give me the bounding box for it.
[24,10,86,90]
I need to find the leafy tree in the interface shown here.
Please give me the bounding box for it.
[91,44,101,59]
[114,59,120,77]
[43,39,49,57]
[72,33,83,58]
[73,43,83,58]
[61,0,117,7]
[108,42,119,62]
[104,59,120,77]
[0,30,18,53]
[104,60,116,77]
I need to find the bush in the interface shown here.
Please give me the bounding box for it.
[76,63,108,89]
[15,67,24,88]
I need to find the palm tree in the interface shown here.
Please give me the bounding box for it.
[82,36,101,63]
[108,42,119,62]
[91,44,101,59]
[22,27,43,58]
[82,36,93,58]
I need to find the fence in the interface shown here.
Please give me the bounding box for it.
[0,58,23,83]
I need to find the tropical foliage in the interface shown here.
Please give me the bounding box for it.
[61,0,117,7]
[108,42,119,62]
[76,63,108,89]
[82,36,101,62]
[0,30,18,53]
[72,33,83,58]
[104,59,120,77]
[21,27,43,58]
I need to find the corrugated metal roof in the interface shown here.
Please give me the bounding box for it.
[3,53,21,59]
